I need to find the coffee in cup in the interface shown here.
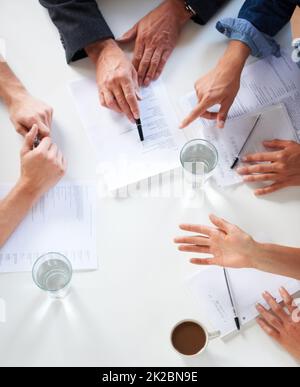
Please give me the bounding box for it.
[171,319,220,357]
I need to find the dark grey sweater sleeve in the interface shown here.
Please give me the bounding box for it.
[187,0,229,24]
[39,0,114,63]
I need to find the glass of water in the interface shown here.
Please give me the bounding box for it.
[180,139,218,191]
[32,252,72,299]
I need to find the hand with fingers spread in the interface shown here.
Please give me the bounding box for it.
[180,41,250,129]
[174,214,257,268]
[118,0,191,87]
[238,140,300,196]
[256,288,300,361]
[86,39,140,123]
[20,124,67,197]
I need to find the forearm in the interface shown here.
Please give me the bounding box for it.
[218,41,250,73]
[253,242,300,280]
[0,180,38,247]
[0,62,27,107]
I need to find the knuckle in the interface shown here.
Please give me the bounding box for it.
[277,163,285,172]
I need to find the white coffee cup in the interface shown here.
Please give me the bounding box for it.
[171,319,220,357]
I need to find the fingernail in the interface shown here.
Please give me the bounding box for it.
[217,121,225,129]
[242,156,248,162]
[256,303,262,311]
[144,78,150,86]
[237,168,243,174]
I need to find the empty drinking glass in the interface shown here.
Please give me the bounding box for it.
[32,252,72,299]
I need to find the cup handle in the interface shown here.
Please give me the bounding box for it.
[208,330,221,341]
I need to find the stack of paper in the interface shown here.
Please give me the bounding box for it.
[0,182,97,273]
[188,267,300,338]
[70,79,185,191]
[202,104,298,187]
[181,50,300,138]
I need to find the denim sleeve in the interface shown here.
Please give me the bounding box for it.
[239,0,297,37]
[216,17,281,58]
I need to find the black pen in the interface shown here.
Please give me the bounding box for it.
[135,118,144,142]
[231,114,261,169]
[33,135,41,149]
[223,268,241,331]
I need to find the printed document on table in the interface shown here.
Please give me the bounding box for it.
[188,266,300,338]
[70,78,186,191]
[181,50,300,138]
[189,104,298,187]
[0,182,97,273]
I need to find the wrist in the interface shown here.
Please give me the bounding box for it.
[219,41,251,73]
[15,177,41,204]
[250,241,283,272]
[165,0,192,26]
[85,38,118,63]
[1,80,28,108]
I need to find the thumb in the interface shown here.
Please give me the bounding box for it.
[216,101,232,129]
[117,24,138,43]
[22,124,38,154]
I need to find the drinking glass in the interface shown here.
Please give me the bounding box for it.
[32,252,72,299]
[180,139,218,190]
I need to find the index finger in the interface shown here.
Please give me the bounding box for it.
[122,80,140,120]
[37,121,51,138]
[263,291,288,322]
[133,39,145,71]
[180,98,218,129]
[179,224,213,237]
[243,151,281,163]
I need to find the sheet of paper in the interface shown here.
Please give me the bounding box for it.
[194,104,298,187]
[70,78,186,191]
[181,50,300,138]
[188,266,300,338]
[0,182,97,273]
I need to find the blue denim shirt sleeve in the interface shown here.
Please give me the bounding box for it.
[216,17,281,58]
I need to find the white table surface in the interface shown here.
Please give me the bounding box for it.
[0,0,299,367]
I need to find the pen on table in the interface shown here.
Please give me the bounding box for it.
[230,114,262,169]
[135,118,144,142]
[223,268,241,331]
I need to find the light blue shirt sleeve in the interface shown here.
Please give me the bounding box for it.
[216,17,281,59]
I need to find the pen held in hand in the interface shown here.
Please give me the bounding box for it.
[136,118,144,142]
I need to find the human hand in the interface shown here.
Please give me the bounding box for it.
[86,39,140,123]
[19,124,66,197]
[180,41,250,129]
[118,0,190,86]
[174,214,258,268]
[238,140,300,196]
[256,288,300,361]
[8,91,53,137]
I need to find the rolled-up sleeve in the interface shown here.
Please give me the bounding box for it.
[216,17,281,58]
[187,0,229,25]
[39,0,114,63]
